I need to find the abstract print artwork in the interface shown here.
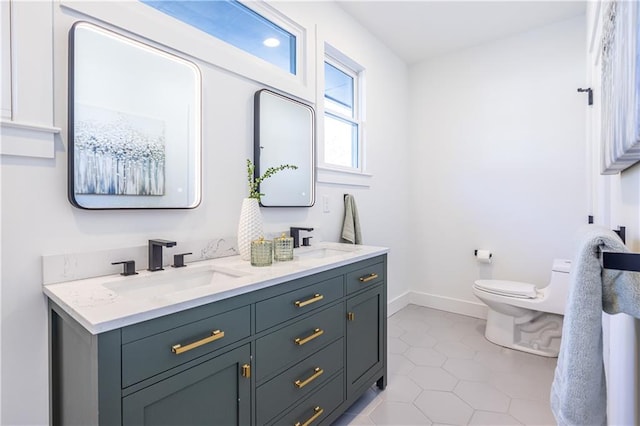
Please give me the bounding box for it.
[600,0,640,174]
[74,104,166,196]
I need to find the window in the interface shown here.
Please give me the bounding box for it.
[323,53,363,172]
[141,0,296,74]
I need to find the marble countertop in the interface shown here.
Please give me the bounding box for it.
[43,242,388,335]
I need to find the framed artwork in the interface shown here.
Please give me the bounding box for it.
[69,22,202,208]
[600,0,640,174]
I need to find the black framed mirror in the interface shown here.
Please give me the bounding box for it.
[68,22,202,209]
[254,89,315,207]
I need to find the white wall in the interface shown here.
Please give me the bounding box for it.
[0,2,411,424]
[408,16,587,316]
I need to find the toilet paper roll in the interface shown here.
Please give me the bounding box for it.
[476,250,492,263]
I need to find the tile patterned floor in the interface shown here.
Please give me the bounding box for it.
[333,304,558,426]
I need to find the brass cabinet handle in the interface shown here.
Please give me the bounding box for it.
[294,328,324,346]
[294,293,324,308]
[294,406,324,426]
[359,273,379,283]
[171,330,225,355]
[294,367,324,389]
[241,364,251,378]
[347,312,355,321]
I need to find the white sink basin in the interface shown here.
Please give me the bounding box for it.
[103,266,246,299]
[295,245,360,260]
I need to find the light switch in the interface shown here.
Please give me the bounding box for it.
[322,195,330,213]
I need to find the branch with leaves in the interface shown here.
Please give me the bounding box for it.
[246,159,298,201]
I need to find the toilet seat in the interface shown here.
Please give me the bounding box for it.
[474,280,538,299]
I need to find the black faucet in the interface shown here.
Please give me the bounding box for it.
[148,239,177,271]
[290,227,314,248]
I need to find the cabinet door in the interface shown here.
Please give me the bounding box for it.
[346,284,384,398]
[123,345,251,426]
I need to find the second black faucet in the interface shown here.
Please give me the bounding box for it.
[290,227,314,248]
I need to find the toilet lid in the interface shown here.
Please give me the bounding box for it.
[474,280,538,299]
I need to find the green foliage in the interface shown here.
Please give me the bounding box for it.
[246,159,297,201]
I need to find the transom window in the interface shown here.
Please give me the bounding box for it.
[323,54,363,171]
[141,0,296,74]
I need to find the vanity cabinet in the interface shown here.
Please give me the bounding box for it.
[50,254,387,426]
[122,344,251,426]
[346,284,386,399]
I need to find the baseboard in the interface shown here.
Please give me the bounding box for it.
[408,291,488,319]
[387,291,411,317]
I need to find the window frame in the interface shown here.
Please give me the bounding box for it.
[324,56,360,169]
[140,0,298,76]
[318,44,369,181]
[60,0,315,102]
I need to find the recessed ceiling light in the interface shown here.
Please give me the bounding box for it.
[263,37,280,47]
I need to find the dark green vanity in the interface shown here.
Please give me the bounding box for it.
[50,255,387,425]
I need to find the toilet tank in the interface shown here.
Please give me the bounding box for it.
[544,259,572,315]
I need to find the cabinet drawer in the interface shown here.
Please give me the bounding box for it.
[257,339,343,425]
[256,276,343,332]
[122,305,250,387]
[269,371,344,426]
[256,303,343,382]
[346,262,384,294]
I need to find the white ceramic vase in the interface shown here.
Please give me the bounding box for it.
[237,198,264,261]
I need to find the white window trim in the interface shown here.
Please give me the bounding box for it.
[1,0,60,159]
[1,0,12,120]
[317,42,370,187]
[59,0,315,102]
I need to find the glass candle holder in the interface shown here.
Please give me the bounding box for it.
[273,233,294,261]
[250,237,273,267]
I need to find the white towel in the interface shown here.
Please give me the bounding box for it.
[341,194,362,244]
[551,225,640,426]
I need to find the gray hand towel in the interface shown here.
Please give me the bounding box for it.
[341,194,362,244]
[551,225,640,426]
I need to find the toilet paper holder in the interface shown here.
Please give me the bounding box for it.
[474,250,492,259]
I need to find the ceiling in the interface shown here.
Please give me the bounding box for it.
[335,1,587,64]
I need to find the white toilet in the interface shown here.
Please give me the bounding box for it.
[472,259,571,357]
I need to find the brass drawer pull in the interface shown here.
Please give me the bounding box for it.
[294,367,324,389]
[359,273,379,283]
[171,329,225,355]
[294,328,324,346]
[294,406,324,426]
[294,293,324,308]
[347,312,355,321]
